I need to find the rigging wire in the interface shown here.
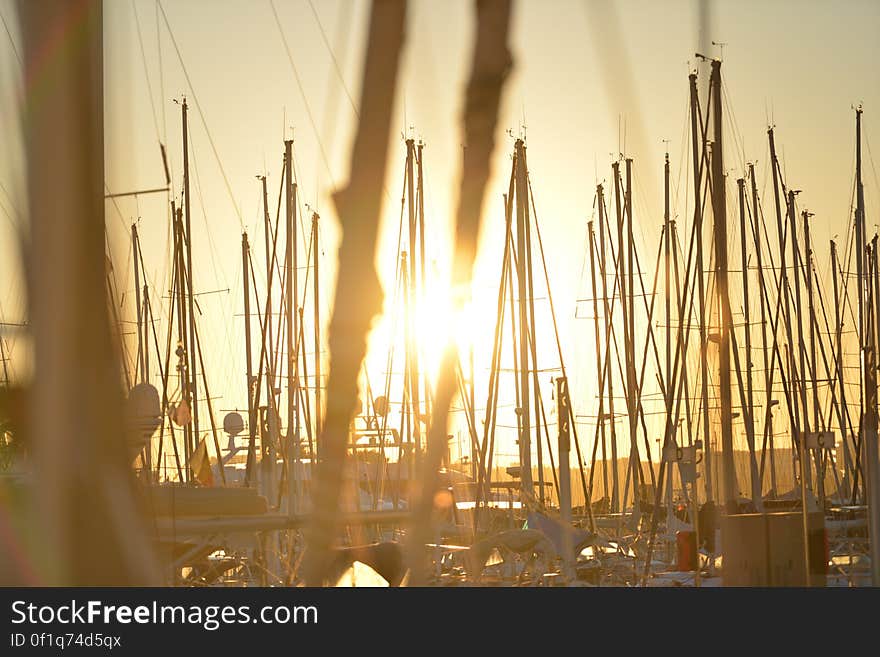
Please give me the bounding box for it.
[156,0,244,229]
[0,5,21,67]
[268,0,336,190]
[306,0,358,118]
[132,0,162,147]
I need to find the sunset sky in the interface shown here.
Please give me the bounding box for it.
[1,0,879,469]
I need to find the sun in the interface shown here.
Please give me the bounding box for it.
[413,284,466,384]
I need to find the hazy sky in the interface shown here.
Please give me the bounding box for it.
[1,0,879,467]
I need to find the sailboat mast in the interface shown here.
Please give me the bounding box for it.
[588,216,609,507]
[623,158,643,511]
[312,212,322,448]
[788,190,813,492]
[738,177,761,504]
[689,72,713,505]
[856,108,867,428]
[513,139,533,497]
[664,153,674,533]
[416,141,431,421]
[597,186,619,512]
[857,108,880,586]
[260,176,275,413]
[243,233,257,486]
[284,139,298,511]
[709,60,737,513]
[132,224,145,384]
[768,127,803,492]
[803,208,825,504]
[131,223,150,475]
[520,142,545,504]
[664,154,671,430]
[404,139,422,460]
[749,164,776,495]
[830,241,853,496]
[181,99,199,450]
[173,204,192,475]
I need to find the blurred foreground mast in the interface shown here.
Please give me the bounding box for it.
[20,0,157,584]
[407,0,512,584]
[303,0,407,586]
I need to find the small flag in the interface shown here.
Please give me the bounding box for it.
[190,436,214,486]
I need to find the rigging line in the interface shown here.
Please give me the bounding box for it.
[187,135,238,372]
[721,79,748,174]
[154,0,169,152]
[306,0,358,118]
[672,92,690,214]
[0,194,16,230]
[865,123,880,217]
[156,0,244,228]
[290,145,314,264]
[134,222,173,346]
[291,146,332,321]
[132,0,162,145]
[104,182,137,234]
[0,6,21,68]
[574,199,596,320]
[0,180,20,222]
[269,0,336,189]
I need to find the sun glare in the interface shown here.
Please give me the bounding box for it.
[411,279,484,386]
